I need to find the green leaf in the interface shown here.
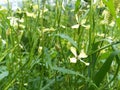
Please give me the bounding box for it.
[111,42,120,65]
[44,48,52,68]
[74,0,81,13]
[0,49,10,63]
[56,34,77,48]
[0,45,18,63]
[103,0,120,29]
[103,0,116,17]
[116,18,120,29]
[93,50,120,86]
[0,66,9,80]
[91,41,101,69]
[52,66,85,79]
[41,76,63,90]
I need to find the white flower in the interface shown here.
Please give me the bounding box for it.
[7,17,18,27]
[70,57,77,63]
[78,49,88,59]
[71,24,79,29]
[38,46,43,54]
[69,47,89,66]
[2,39,6,45]
[70,47,77,57]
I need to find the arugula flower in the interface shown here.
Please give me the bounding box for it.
[69,47,89,66]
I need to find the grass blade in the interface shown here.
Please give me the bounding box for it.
[93,50,120,86]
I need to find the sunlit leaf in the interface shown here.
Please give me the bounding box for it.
[103,0,116,17]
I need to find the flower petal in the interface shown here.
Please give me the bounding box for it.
[70,47,77,57]
[70,57,77,63]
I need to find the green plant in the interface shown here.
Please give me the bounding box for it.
[0,0,120,90]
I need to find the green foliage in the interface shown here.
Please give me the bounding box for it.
[75,0,81,13]
[56,34,78,48]
[0,0,120,90]
[94,50,120,86]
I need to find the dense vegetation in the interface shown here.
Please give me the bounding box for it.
[0,0,120,90]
